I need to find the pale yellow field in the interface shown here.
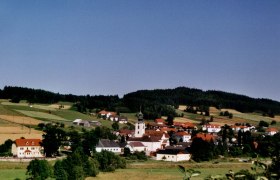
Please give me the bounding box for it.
[0,115,42,126]
[178,105,187,111]
[0,126,43,144]
[173,117,198,123]
[221,109,242,114]
[209,107,220,115]
[48,104,71,110]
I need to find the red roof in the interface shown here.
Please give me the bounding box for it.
[194,133,214,142]
[266,127,278,132]
[128,141,145,147]
[155,118,164,123]
[15,139,41,147]
[98,110,116,116]
[175,131,190,136]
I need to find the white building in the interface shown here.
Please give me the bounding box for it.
[12,139,44,158]
[127,133,170,154]
[95,139,121,154]
[173,131,192,142]
[202,124,221,133]
[156,149,191,162]
[125,141,147,153]
[266,128,278,136]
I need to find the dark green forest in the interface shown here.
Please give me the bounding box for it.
[0,86,279,118]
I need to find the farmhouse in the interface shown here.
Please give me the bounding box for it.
[155,118,165,125]
[202,124,221,133]
[95,139,121,154]
[266,127,278,136]
[173,131,192,142]
[12,139,44,158]
[73,119,91,127]
[156,149,191,162]
[98,110,117,119]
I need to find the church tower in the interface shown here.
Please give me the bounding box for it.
[134,110,145,137]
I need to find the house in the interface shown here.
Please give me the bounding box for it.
[125,141,147,153]
[109,115,119,122]
[155,118,164,125]
[193,133,215,142]
[73,119,91,127]
[156,149,191,162]
[231,125,251,132]
[118,116,128,124]
[12,139,44,158]
[116,129,134,138]
[173,131,192,142]
[98,110,117,119]
[95,139,121,154]
[266,128,278,136]
[127,133,170,154]
[202,124,221,133]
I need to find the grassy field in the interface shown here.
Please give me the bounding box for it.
[0,169,27,180]
[15,110,66,121]
[0,160,253,180]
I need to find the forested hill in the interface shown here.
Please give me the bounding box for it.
[123,87,280,115]
[0,86,280,116]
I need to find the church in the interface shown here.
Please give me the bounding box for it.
[127,111,170,155]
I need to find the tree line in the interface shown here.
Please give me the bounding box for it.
[1,86,280,118]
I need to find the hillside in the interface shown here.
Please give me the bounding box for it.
[0,99,113,144]
[0,86,280,119]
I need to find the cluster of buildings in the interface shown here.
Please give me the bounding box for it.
[10,110,279,162]
[96,111,192,162]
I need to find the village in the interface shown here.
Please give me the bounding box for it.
[9,108,279,164]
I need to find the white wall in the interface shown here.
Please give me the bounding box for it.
[156,153,191,162]
[12,145,43,158]
[96,147,122,154]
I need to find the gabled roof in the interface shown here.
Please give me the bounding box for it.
[203,124,221,128]
[128,135,162,142]
[15,139,41,147]
[128,141,145,147]
[266,127,278,132]
[155,118,164,123]
[118,129,134,135]
[175,131,190,136]
[194,133,215,142]
[96,139,120,148]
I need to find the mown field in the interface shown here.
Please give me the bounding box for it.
[0,160,254,180]
[0,100,109,144]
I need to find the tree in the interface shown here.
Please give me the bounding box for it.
[166,115,174,126]
[95,150,126,172]
[26,159,52,180]
[54,160,68,180]
[41,125,66,157]
[0,139,13,156]
[191,138,215,162]
[259,120,269,127]
[112,122,119,131]
[68,130,82,152]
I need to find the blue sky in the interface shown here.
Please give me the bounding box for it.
[0,1,279,100]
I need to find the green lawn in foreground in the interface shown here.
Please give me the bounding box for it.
[0,169,27,180]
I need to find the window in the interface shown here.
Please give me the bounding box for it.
[20,148,24,150]
[31,148,35,150]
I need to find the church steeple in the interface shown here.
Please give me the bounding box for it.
[134,108,145,137]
